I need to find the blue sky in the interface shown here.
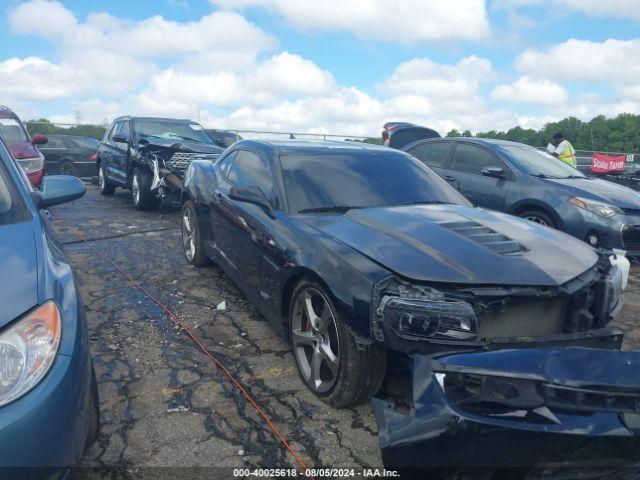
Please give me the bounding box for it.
[1,0,640,135]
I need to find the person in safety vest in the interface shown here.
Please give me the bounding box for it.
[382,130,390,146]
[550,132,576,167]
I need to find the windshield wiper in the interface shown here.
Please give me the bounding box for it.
[531,173,560,179]
[563,175,588,179]
[298,205,365,214]
[396,200,453,206]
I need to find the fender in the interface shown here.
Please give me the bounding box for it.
[273,215,391,344]
[508,198,565,230]
[182,160,219,258]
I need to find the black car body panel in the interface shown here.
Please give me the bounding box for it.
[373,348,640,471]
[301,204,597,285]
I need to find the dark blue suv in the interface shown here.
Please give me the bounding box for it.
[404,137,640,254]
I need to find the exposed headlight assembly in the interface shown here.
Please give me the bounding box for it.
[379,296,477,341]
[570,196,621,218]
[0,301,61,407]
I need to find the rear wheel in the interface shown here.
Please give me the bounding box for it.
[289,279,386,408]
[181,200,208,267]
[131,167,159,210]
[519,209,556,228]
[98,164,115,196]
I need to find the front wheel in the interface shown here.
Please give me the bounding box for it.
[131,167,159,210]
[98,165,115,196]
[519,209,556,228]
[289,280,386,408]
[181,200,208,267]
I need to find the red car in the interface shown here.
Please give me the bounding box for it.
[0,106,47,188]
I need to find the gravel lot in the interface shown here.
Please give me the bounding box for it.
[49,184,640,478]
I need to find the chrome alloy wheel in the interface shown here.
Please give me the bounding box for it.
[523,214,548,226]
[182,207,196,262]
[98,167,105,190]
[132,173,140,205]
[291,287,340,393]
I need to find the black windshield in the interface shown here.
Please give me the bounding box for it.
[280,152,471,214]
[135,120,214,145]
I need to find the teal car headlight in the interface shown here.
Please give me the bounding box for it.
[0,301,61,407]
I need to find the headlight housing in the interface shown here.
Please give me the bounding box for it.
[0,301,61,407]
[380,296,477,341]
[16,156,44,174]
[570,196,621,218]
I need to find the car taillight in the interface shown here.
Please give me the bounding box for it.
[16,156,44,173]
[88,152,97,161]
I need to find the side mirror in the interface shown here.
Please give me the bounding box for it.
[112,134,128,143]
[229,185,274,218]
[31,175,86,209]
[481,166,505,178]
[32,134,48,145]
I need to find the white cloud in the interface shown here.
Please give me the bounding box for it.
[495,0,640,19]
[212,0,491,42]
[491,76,568,105]
[516,38,640,106]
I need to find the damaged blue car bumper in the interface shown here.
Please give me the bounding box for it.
[373,348,640,473]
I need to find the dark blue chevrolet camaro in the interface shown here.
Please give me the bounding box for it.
[0,138,97,476]
[181,139,640,471]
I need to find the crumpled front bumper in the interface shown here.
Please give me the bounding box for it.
[373,347,640,473]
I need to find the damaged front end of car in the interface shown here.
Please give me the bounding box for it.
[137,139,221,200]
[372,249,626,353]
[372,250,640,474]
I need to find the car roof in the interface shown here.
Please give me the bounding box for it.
[233,139,397,155]
[112,116,199,123]
[0,106,19,120]
[406,136,534,150]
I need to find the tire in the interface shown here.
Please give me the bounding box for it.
[289,279,387,408]
[131,167,159,210]
[98,164,116,196]
[85,362,100,451]
[181,200,208,267]
[519,209,556,228]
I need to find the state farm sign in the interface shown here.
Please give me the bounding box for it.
[591,153,626,173]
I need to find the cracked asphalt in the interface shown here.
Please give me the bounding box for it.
[49,184,640,479]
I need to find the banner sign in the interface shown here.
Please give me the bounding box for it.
[592,153,626,173]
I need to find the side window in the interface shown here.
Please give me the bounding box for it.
[119,121,131,141]
[108,122,121,141]
[227,150,274,199]
[409,142,451,168]
[450,143,503,175]
[217,151,237,177]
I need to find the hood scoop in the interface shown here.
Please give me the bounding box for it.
[438,220,526,255]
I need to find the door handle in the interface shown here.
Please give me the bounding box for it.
[444,175,457,183]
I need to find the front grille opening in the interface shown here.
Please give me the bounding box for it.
[477,297,568,340]
[442,371,640,419]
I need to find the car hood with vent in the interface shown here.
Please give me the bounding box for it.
[301,203,598,286]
